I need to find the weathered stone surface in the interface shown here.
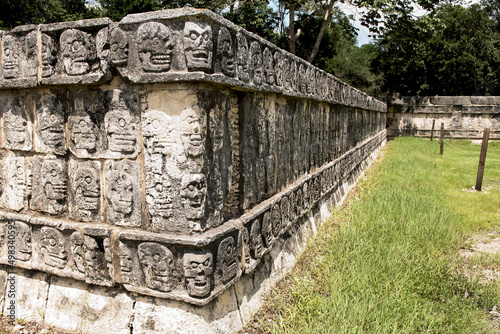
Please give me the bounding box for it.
[3,269,49,322]
[68,160,102,222]
[45,276,134,334]
[0,9,388,332]
[104,160,141,227]
[388,96,499,139]
[30,156,68,215]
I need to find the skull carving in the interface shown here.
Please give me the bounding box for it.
[3,34,21,79]
[26,31,38,77]
[73,167,101,218]
[109,27,128,66]
[41,160,67,202]
[3,97,29,149]
[262,211,273,248]
[217,236,238,284]
[106,170,134,220]
[249,41,262,85]
[70,231,86,274]
[138,242,176,292]
[119,243,134,283]
[60,29,96,76]
[183,249,213,298]
[181,174,207,229]
[142,110,172,155]
[249,219,263,259]
[183,21,213,72]
[14,221,31,261]
[105,90,137,155]
[40,227,67,269]
[263,47,274,85]
[180,107,204,158]
[68,113,97,153]
[216,27,235,77]
[236,33,249,82]
[137,22,174,73]
[38,96,65,150]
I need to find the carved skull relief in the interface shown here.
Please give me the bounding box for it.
[183,21,213,72]
[137,22,174,73]
[3,34,21,79]
[180,107,204,158]
[216,27,235,77]
[262,47,274,85]
[40,227,67,269]
[70,231,86,274]
[249,219,263,259]
[14,221,32,261]
[68,113,98,154]
[73,166,101,220]
[249,41,262,85]
[119,242,134,283]
[142,110,172,155]
[261,211,273,248]
[26,31,38,77]
[1,155,26,211]
[60,29,96,76]
[37,96,65,152]
[147,174,173,220]
[217,236,238,284]
[41,33,56,77]
[105,90,138,155]
[109,27,128,66]
[181,173,207,229]
[183,249,213,298]
[41,160,67,202]
[138,242,176,292]
[236,33,249,82]
[3,97,31,150]
[106,169,134,221]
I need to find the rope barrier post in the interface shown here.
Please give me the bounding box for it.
[475,128,490,191]
[430,119,435,141]
[440,123,444,155]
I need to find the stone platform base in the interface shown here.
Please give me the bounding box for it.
[0,139,385,334]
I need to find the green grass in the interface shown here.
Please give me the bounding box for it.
[247,137,500,334]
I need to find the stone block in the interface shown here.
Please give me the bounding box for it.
[3,269,49,323]
[44,276,134,334]
[430,96,470,106]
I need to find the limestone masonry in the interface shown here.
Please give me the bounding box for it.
[0,8,386,333]
[387,95,499,139]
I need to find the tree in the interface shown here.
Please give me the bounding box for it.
[0,0,104,28]
[374,4,500,95]
[99,0,231,21]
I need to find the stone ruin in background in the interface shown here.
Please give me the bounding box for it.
[0,8,386,333]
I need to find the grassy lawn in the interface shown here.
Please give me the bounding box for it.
[243,137,500,334]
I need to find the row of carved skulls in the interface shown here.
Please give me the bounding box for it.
[0,90,140,159]
[2,219,239,299]
[0,20,381,109]
[0,156,209,232]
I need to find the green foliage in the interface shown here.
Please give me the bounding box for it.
[99,0,231,21]
[374,4,500,95]
[326,42,384,96]
[223,0,279,43]
[0,0,104,28]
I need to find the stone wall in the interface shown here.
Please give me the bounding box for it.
[0,8,386,333]
[387,96,500,139]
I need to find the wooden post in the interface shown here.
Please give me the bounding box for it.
[440,123,444,155]
[475,128,490,191]
[430,119,435,141]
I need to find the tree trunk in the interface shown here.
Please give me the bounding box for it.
[288,2,296,54]
[308,0,335,63]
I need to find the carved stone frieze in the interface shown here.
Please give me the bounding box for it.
[34,94,66,155]
[69,160,102,222]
